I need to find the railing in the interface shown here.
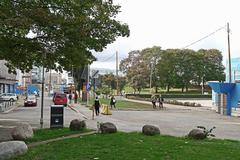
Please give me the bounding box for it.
[0,100,16,112]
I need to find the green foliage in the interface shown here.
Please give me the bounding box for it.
[89,97,152,110]
[0,0,129,73]
[120,46,162,93]
[16,132,240,160]
[120,47,225,93]
[97,84,111,96]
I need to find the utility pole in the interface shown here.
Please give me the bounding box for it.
[87,64,90,107]
[116,51,119,95]
[40,66,44,128]
[227,22,232,83]
[48,69,51,96]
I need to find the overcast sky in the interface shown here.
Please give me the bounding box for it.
[91,0,240,70]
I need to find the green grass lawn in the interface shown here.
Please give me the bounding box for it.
[15,132,240,160]
[89,98,152,110]
[26,128,90,144]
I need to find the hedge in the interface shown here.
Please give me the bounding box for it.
[125,93,212,99]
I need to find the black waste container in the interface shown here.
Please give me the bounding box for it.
[50,105,64,128]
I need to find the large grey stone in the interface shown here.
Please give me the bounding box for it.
[142,125,160,136]
[100,122,117,134]
[0,141,28,160]
[11,123,33,140]
[188,129,206,139]
[69,119,86,131]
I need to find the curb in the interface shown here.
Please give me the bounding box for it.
[28,131,97,147]
[67,104,88,119]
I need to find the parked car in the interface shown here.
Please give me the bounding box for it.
[24,95,37,107]
[53,93,67,106]
[0,93,18,101]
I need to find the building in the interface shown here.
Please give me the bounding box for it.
[209,57,240,117]
[31,66,43,84]
[0,60,17,93]
[45,71,63,91]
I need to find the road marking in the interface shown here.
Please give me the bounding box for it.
[222,122,240,125]
[0,119,20,121]
[0,125,15,128]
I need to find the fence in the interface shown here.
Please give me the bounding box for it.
[0,100,16,112]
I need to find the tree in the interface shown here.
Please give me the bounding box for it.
[141,46,162,93]
[156,49,177,92]
[196,49,225,84]
[120,47,162,93]
[99,73,116,90]
[0,0,129,73]
[118,76,127,93]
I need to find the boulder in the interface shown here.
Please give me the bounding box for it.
[188,129,206,139]
[142,125,160,136]
[11,123,33,140]
[0,141,28,160]
[69,119,86,131]
[100,122,117,134]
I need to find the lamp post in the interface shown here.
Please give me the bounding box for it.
[40,65,44,128]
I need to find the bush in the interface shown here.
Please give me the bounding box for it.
[126,93,211,99]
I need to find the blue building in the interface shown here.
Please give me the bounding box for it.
[209,57,240,116]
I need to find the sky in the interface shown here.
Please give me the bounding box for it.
[91,0,240,70]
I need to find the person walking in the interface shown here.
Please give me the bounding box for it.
[151,95,157,109]
[68,93,72,104]
[94,96,100,116]
[110,96,116,109]
[158,95,164,109]
[74,92,78,104]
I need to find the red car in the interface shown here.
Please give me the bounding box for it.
[53,93,67,106]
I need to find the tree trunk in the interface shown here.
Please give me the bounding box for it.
[181,87,184,93]
[185,85,188,92]
[167,85,170,92]
[155,86,158,93]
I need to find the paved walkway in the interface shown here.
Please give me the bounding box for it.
[2,98,240,141]
[70,99,240,140]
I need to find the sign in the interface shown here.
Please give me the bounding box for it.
[91,70,99,78]
[86,83,91,91]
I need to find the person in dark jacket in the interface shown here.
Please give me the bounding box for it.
[68,93,72,104]
[94,96,100,116]
[158,95,164,109]
[110,96,116,109]
[151,95,157,109]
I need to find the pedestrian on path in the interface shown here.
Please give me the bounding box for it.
[74,92,78,104]
[68,93,72,104]
[151,95,157,109]
[94,96,100,116]
[110,96,116,109]
[158,95,164,109]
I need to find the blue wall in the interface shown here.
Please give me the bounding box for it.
[230,83,240,109]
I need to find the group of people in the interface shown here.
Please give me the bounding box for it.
[94,95,116,116]
[151,95,164,109]
[68,92,78,104]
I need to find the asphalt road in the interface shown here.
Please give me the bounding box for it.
[0,95,80,141]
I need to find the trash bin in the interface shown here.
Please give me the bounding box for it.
[50,105,64,128]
